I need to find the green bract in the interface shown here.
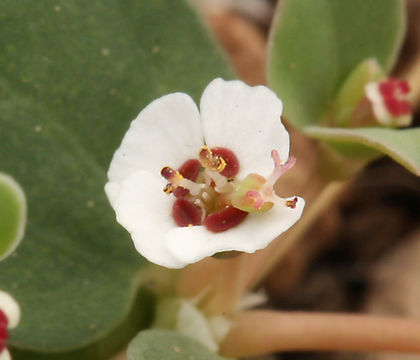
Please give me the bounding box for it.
[0,0,232,358]
[0,173,26,262]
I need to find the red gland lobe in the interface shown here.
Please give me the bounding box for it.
[379,78,411,116]
[0,310,8,352]
[211,147,239,178]
[204,205,248,233]
[173,187,189,198]
[172,198,202,227]
[178,159,201,181]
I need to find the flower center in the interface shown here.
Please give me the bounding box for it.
[0,309,8,353]
[161,147,296,232]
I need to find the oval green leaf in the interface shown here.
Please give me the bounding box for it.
[127,329,227,360]
[304,126,420,176]
[267,0,406,127]
[0,173,26,262]
[0,0,233,358]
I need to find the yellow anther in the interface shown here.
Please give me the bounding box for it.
[216,157,227,172]
[199,146,227,173]
[161,166,184,183]
[285,197,298,209]
[163,184,174,195]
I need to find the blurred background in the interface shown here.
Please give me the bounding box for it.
[191,1,420,359]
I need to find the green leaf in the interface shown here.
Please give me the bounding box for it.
[127,329,227,360]
[267,0,406,127]
[0,173,26,262]
[304,126,420,176]
[0,0,233,358]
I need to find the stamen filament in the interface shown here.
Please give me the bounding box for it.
[194,198,207,222]
[205,169,230,193]
[161,166,202,195]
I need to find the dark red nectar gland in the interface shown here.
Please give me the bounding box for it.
[172,198,202,227]
[178,159,201,181]
[207,147,239,178]
[0,309,8,353]
[204,206,248,233]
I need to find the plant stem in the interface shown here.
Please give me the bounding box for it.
[178,253,249,315]
[221,310,420,357]
[202,253,248,314]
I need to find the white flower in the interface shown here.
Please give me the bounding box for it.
[105,78,305,268]
[0,290,21,360]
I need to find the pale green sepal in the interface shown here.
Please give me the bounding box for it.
[152,298,182,330]
[153,298,221,352]
[0,173,26,262]
[324,59,385,126]
[0,0,232,357]
[304,126,420,176]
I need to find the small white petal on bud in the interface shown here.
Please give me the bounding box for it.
[0,348,11,360]
[0,290,20,329]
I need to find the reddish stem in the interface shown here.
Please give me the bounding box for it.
[221,310,420,357]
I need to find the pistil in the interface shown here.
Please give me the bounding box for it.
[229,150,296,213]
[265,151,296,189]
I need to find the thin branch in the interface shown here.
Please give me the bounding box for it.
[402,54,420,111]
[221,310,420,357]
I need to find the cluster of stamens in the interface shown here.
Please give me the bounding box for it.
[161,146,297,233]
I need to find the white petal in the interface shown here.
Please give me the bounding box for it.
[166,196,305,264]
[365,82,392,126]
[106,93,203,205]
[208,315,233,344]
[113,170,187,269]
[0,349,11,360]
[200,79,289,180]
[0,290,20,329]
